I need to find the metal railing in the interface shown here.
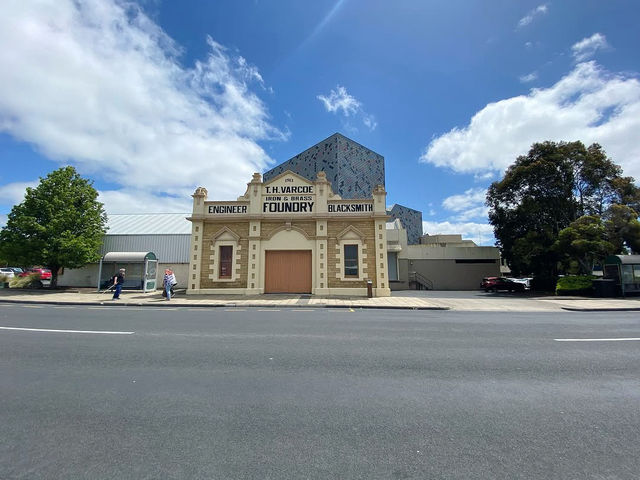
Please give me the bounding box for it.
[409,271,433,290]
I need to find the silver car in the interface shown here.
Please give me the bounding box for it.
[0,268,15,279]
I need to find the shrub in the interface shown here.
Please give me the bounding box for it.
[0,275,10,287]
[9,273,42,289]
[556,275,595,296]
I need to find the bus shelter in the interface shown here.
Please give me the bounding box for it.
[603,255,640,297]
[97,252,158,293]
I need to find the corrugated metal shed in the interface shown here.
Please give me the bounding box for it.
[103,214,191,263]
[102,235,190,263]
[106,213,191,235]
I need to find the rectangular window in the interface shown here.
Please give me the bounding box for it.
[387,252,398,281]
[219,245,233,278]
[344,244,358,277]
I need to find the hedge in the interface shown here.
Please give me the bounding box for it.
[556,275,595,296]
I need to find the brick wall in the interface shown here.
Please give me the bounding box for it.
[326,220,377,289]
[201,222,249,289]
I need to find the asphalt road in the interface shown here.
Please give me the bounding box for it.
[1,304,639,479]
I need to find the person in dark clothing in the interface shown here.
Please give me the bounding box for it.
[112,268,125,300]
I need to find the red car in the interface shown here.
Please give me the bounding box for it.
[481,276,525,293]
[19,268,52,287]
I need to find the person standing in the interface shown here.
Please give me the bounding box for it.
[112,268,125,300]
[163,269,177,301]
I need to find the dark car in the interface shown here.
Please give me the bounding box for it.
[481,276,525,293]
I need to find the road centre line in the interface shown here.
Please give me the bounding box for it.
[0,326,134,335]
[554,337,640,342]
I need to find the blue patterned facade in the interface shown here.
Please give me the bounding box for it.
[263,133,385,200]
[264,133,423,244]
[387,204,423,245]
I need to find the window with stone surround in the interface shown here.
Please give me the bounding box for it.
[344,244,358,277]
[210,227,241,282]
[219,245,233,278]
[336,225,367,282]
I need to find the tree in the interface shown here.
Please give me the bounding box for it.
[486,141,578,276]
[605,204,640,254]
[572,143,623,217]
[0,166,107,287]
[487,141,640,277]
[554,216,614,275]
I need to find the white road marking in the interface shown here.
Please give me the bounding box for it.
[0,326,134,335]
[554,337,640,342]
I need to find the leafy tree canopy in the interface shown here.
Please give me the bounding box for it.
[554,216,615,275]
[0,166,107,287]
[487,141,639,276]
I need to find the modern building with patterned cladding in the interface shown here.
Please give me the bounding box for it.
[387,204,423,245]
[263,133,385,200]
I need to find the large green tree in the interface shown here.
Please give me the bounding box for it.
[0,166,107,287]
[486,141,639,277]
[553,216,615,275]
[605,204,640,254]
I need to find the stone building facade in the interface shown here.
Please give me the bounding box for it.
[187,170,391,297]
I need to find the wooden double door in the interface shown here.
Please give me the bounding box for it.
[264,250,312,294]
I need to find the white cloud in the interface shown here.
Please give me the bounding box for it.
[517,4,548,28]
[422,221,495,245]
[317,85,377,131]
[421,61,640,180]
[519,71,538,83]
[0,181,39,206]
[317,85,361,116]
[452,206,490,222]
[474,171,494,181]
[572,33,609,62]
[97,189,192,214]
[0,0,284,213]
[441,188,488,222]
[363,114,378,131]
[0,214,6,228]
[442,188,486,212]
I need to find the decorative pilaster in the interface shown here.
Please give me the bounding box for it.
[188,187,208,293]
[373,184,391,297]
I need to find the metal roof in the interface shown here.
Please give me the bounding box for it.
[102,252,157,262]
[605,255,640,265]
[106,214,191,235]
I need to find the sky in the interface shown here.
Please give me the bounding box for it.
[1,0,639,246]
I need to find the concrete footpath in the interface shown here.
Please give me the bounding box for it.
[1,288,639,312]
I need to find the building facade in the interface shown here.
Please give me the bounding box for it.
[187,171,391,297]
[263,133,385,200]
[387,204,423,245]
[386,224,501,290]
[264,132,422,244]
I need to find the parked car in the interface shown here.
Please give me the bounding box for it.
[9,267,24,275]
[18,268,52,287]
[510,277,532,290]
[0,267,15,279]
[481,276,525,292]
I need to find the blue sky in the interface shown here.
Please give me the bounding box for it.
[1,1,639,245]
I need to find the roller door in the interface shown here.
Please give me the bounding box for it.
[265,250,312,293]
